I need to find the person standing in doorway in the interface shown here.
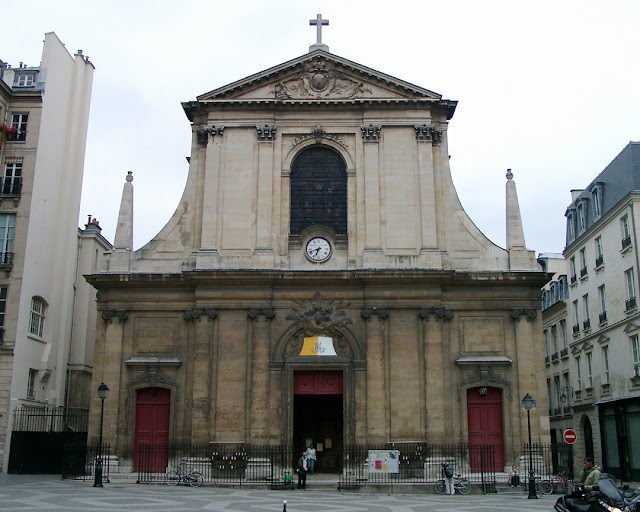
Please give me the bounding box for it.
[306,445,316,475]
[442,461,455,495]
[297,452,308,489]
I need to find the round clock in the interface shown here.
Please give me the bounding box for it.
[305,237,331,262]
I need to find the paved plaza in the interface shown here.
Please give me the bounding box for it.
[0,474,559,511]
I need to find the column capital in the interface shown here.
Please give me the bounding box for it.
[361,124,381,142]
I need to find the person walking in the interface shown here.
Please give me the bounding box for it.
[442,461,455,495]
[297,452,308,489]
[306,445,316,475]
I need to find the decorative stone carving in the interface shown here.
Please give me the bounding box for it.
[256,124,277,142]
[414,124,443,144]
[510,308,537,321]
[361,124,381,142]
[183,308,218,322]
[289,126,349,150]
[248,308,276,321]
[196,126,224,147]
[129,367,178,388]
[461,366,509,387]
[361,307,389,321]
[418,307,454,321]
[102,310,129,323]
[284,337,303,359]
[273,58,373,100]
[286,292,351,337]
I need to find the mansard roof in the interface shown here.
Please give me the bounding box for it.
[182,50,457,120]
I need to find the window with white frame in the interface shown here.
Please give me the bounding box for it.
[580,248,587,276]
[554,375,561,407]
[583,294,590,328]
[603,346,610,384]
[560,319,568,349]
[625,268,637,310]
[577,203,586,233]
[598,285,607,322]
[567,212,576,242]
[592,187,602,218]
[563,372,570,397]
[0,286,6,341]
[27,368,37,399]
[29,296,46,338]
[595,236,604,266]
[0,214,15,265]
[2,159,22,195]
[622,215,632,249]
[632,335,640,368]
[544,329,550,358]
[551,325,558,354]
[547,378,553,408]
[16,73,35,87]
[576,356,582,389]
[573,300,580,329]
[570,257,577,283]
[8,113,28,142]
[586,352,593,388]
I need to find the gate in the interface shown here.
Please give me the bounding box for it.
[8,405,88,474]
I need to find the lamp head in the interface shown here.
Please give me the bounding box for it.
[521,393,536,410]
[97,382,109,400]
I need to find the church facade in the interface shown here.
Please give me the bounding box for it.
[88,45,550,473]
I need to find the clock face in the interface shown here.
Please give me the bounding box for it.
[306,237,331,262]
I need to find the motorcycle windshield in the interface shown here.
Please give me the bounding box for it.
[598,478,624,508]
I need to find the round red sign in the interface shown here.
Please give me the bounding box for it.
[564,429,577,444]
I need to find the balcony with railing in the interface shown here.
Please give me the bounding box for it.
[580,267,588,278]
[0,252,13,268]
[595,255,604,268]
[560,348,568,358]
[551,352,559,362]
[570,274,577,285]
[583,319,591,330]
[572,324,580,335]
[626,296,637,312]
[599,311,607,324]
[5,129,26,142]
[622,235,632,250]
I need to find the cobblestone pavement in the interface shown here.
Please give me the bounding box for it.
[0,475,556,511]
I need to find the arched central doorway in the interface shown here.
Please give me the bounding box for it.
[293,370,343,473]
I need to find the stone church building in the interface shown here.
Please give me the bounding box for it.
[88,33,550,473]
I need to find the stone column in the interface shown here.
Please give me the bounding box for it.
[361,125,383,267]
[198,127,224,267]
[362,307,389,442]
[415,125,442,267]
[254,135,275,267]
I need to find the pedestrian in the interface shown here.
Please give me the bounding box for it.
[297,452,308,489]
[441,461,455,495]
[575,457,601,492]
[306,444,316,475]
[508,464,520,487]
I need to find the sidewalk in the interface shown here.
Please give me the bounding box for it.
[0,473,557,512]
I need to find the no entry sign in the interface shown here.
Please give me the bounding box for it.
[564,429,577,444]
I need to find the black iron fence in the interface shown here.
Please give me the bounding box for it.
[133,442,497,491]
[520,443,574,481]
[12,405,89,433]
[61,442,111,482]
[338,443,496,492]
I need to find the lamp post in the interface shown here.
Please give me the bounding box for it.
[93,382,109,488]
[521,393,537,499]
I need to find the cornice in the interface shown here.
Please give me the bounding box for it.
[87,269,550,291]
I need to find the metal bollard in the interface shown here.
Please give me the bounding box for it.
[283,500,287,512]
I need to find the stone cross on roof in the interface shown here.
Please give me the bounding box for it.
[309,13,329,53]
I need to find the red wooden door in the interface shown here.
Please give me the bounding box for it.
[134,387,170,472]
[467,387,504,472]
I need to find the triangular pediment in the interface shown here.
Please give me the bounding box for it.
[624,321,640,333]
[197,50,446,104]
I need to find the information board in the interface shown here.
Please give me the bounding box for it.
[368,450,400,474]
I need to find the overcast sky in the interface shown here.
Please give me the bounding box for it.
[3,0,639,254]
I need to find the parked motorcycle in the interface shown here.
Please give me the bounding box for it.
[554,476,640,512]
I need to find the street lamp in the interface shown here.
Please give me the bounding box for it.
[93,382,109,488]
[521,393,537,499]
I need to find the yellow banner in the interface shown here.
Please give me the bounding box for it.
[299,336,337,356]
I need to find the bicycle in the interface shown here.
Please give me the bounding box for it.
[539,471,569,495]
[165,461,204,487]
[434,474,473,495]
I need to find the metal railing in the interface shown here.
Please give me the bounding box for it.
[62,442,111,482]
[12,405,89,433]
[520,442,574,481]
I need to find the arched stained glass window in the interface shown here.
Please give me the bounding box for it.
[290,147,347,235]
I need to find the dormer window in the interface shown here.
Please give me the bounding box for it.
[567,209,577,242]
[16,73,35,87]
[592,186,602,219]
[577,202,586,234]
